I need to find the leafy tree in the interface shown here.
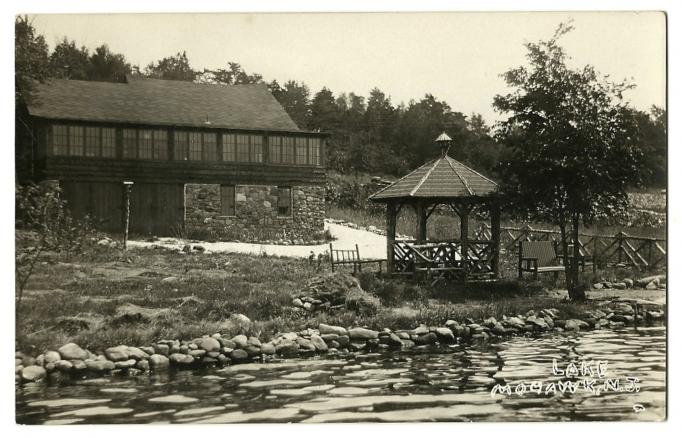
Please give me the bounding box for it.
[269,79,311,129]
[197,62,263,85]
[49,38,90,80]
[494,22,642,300]
[15,15,49,105]
[87,44,131,82]
[631,106,667,187]
[144,51,196,81]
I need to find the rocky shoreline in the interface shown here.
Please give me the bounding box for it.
[16,300,665,386]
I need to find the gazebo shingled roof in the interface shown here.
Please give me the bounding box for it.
[369,155,498,201]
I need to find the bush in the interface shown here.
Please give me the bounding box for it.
[345,288,381,316]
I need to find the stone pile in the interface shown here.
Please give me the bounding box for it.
[15,301,665,385]
[593,274,665,291]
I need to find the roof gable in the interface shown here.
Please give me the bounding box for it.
[26,77,301,132]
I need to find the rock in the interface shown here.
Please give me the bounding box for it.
[414,325,430,336]
[482,317,497,328]
[505,317,525,329]
[153,344,170,356]
[565,319,589,331]
[337,335,350,347]
[275,341,299,357]
[445,320,459,329]
[602,281,613,289]
[415,332,438,345]
[310,335,328,352]
[296,337,316,352]
[231,335,248,349]
[115,359,137,369]
[292,298,304,307]
[21,365,47,382]
[319,323,348,337]
[434,327,455,344]
[592,283,603,290]
[623,278,634,288]
[261,342,276,355]
[55,360,74,372]
[492,323,506,336]
[613,282,627,290]
[526,316,549,330]
[72,360,87,371]
[189,349,206,358]
[303,302,313,311]
[219,339,236,349]
[646,281,658,290]
[401,339,416,349]
[86,360,115,372]
[112,304,180,326]
[149,354,170,369]
[613,302,634,315]
[230,349,249,361]
[636,274,665,287]
[247,337,262,348]
[44,351,61,364]
[169,353,194,365]
[58,343,88,361]
[136,359,150,371]
[105,345,129,362]
[349,327,379,340]
[198,338,221,353]
[125,346,149,360]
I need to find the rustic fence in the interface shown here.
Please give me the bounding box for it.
[475,224,666,272]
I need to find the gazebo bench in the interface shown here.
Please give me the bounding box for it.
[518,241,565,279]
[329,243,386,273]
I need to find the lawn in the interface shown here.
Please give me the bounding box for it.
[16,235,603,355]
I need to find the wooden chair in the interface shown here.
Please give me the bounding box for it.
[562,243,596,273]
[518,241,565,280]
[329,243,386,274]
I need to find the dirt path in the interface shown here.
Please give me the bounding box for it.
[127,220,388,259]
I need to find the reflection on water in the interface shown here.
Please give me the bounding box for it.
[16,326,666,423]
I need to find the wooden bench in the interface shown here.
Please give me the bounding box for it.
[518,241,565,279]
[329,243,386,274]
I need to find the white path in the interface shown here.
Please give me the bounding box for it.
[128,220,388,259]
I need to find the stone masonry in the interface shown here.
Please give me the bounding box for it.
[185,184,325,242]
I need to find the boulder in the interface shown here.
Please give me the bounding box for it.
[230,349,249,361]
[105,345,129,362]
[55,360,74,372]
[349,327,379,340]
[275,341,299,357]
[636,274,665,288]
[261,342,276,355]
[231,335,249,349]
[115,359,137,369]
[149,354,170,369]
[526,316,549,330]
[482,317,497,328]
[415,332,438,345]
[296,337,316,352]
[292,298,304,307]
[310,335,328,352]
[198,337,221,353]
[646,281,658,290]
[58,343,88,361]
[505,317,525,329]
[21,365,46,382]
[434,327,455,344]
[136,359,150,371]
[492,323,506,336]
[153,344,170,356]
[592,283,603,290]
[169,353,194,365]
[44,351,61,364]
[86,360,115,372]
[612,282,627,290]
[319,323,348,337]
[125,347,149,360]
[623,278,634,288]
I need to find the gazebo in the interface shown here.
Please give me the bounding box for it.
[369,133,501,282]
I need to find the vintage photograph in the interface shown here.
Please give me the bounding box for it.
[13,11,667,423]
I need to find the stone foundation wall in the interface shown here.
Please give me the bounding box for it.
[185,183,325,242]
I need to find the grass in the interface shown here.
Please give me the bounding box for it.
[16,228,634,356]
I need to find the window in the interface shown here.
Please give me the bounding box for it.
[139,129,153,159]
[68,126,84,156]
[269,136,282,163]
[51,125,69,155]
[187,132,201,161]
[153,129,167,160]
[309,138,321,165]
[101,128,116,158]
[202,133,217,161]
[174,131,189,161]
[221,185,236,216]
[84,127,100,157]
[251,135,263,162]
[236,135,250,162]
[277,186,292,216]
[282,137,295,164]
[123,129,137,158]
[295,137,307,165]
[222,133,236,161]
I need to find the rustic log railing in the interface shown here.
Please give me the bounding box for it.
[475,224,666,271]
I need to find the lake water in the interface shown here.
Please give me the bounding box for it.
[16,326,666,424]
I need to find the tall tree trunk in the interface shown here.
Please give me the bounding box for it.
[568,212,586,301]
[558,216,572,292]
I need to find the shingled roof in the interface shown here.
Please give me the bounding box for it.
[26,76,302,132]
[370,154,498,201]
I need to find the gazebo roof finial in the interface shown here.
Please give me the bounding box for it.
[435,132,452,158]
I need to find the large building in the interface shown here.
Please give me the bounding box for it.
[18,76,327,241]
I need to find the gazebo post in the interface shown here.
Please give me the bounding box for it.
[459,203,470,264]
[386,202,397,273]
[490,201,501,278]
[415,200,427,243]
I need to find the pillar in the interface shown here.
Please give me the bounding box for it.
[386,202,397,273]
[415,200,427,243]
[490,202,501,278]
[460,203,469,263]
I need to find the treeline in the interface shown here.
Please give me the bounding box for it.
[15,16,667,186]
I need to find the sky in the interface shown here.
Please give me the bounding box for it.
[29,11,666,125]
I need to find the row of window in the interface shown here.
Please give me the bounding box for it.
[49,125,322,166]
[219,185,291,217]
